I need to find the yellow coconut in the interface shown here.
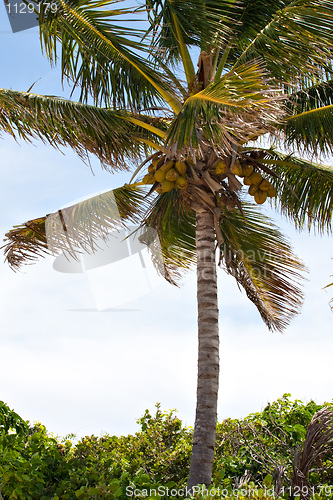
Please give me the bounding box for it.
[175,176,188,189]
[148,163,156,174]
[142,173,155,184]
[155,184,163,194]
[242,164,254,177]
[215,160,229,175]
[161,179,175,192]
[175,161,187,176]
[254,189,267,204]
[259,179,271,191]
[154,169,166,183]
[267,185,277,198]
[248,184,259,196]
[230,160,243,177]
[165,168,179,182]
[247,172,263,186]
[160,159,174,172]
[152,157,162,169]
[243,176,253,186]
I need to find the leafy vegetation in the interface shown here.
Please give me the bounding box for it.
[1,395,333,499]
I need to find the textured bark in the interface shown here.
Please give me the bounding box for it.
[187,209,220,489]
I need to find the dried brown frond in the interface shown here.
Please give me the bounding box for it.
[293,406,333,498]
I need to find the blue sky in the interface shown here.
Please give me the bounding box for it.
[0,6,332,440]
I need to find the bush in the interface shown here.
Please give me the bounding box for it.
[0,396,332,499]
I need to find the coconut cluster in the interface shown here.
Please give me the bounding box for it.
[142,156,189,193]
[141,153,276,206]
[214,158,276,205]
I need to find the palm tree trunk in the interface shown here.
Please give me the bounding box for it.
[187,209,220,489]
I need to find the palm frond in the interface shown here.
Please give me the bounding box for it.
[218,203,306,332]
[286,79,333,113]
[258,150,333,233]
[145,0,236,68]
[293,406,333,494]
[142,191,305,331]
[215,0,296,77]
[1,186,151,270]
[0,89,167,170]
[37,0,181,111]
[166,61,283,155]
[141,189,197,284]
[230,0,293,45]
[231,0,333,86]
[282,79,333,155]
[282,102,333,157]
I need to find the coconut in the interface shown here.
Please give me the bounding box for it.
[230,160,243,177]
[142,173,155,184]
[175,176,188,189]
[215,160,229,175]
[155,184,163,194]
[154,169,166,183]
[152,157,162,169]
[248,184,259,196]
[161,179,175,192]
[247,172,263,186]
[175,161,187,176]
[242,164,254,177]
[160,160,174,172]
[259,179,271,191]
[243,176,253,186]
[267,185,277,197]
[254,189,267,204]
[165,168,179,181]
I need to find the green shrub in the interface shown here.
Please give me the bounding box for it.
[0,397,332,499]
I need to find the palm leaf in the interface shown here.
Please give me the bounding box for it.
[218,202,306,332]
[37,0,181,112]
[145,0,235,68]
[281,79,333,156]
[0,89,167,170]
[282,103,333,157]
[257,150,333,233]
[231,0,333,86]
[141,189,197,284]
[142,191,305,331]
[231,0,293,44]
[214,0,296,77]
[293,406,333,492]
[166,61,283,154]
[1,186,150,270]
[286,79,333,113]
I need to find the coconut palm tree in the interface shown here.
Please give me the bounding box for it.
[1,0,333,489]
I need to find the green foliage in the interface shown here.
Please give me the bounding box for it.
[213,394,325,484]
[0,413,72,499]
[0,401,28,436]
[1,397,333,499]
[0,403,192,499]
